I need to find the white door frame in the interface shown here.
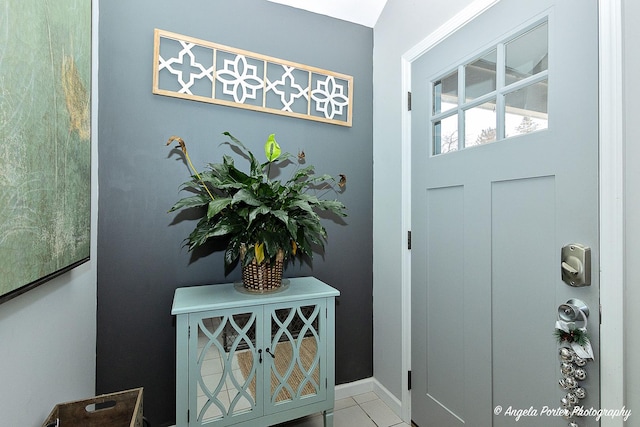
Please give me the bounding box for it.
[399,1,624,425]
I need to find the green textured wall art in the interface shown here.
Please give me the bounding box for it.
[0,0,91,303]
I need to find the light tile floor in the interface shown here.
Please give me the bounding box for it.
[277,392,411,427]
[171,392,410,427]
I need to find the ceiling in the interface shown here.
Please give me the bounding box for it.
[266,0,388,27]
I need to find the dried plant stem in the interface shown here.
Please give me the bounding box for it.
[167,136,215,201]
[186,151,215,201]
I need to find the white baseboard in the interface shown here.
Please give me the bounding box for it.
[335,377,375,400]
[372,378,403,419]
[335,377,403,420]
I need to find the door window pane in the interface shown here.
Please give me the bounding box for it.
[465,100,497,147]
[434,114,459,155]
[465,50,497,102]
[505,80,548,138]
[505,23,548,85]
[433,71,458,114]
[429,20,548,156]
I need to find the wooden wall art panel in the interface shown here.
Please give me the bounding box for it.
[153,29,353,127]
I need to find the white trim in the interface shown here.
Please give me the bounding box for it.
[372,378,403,419]
[400,53,413,426]
[400,0,500,423]
[403,0,499,62]
[400,0,625,423]
[335,377,375,401]
[599,1,625,426]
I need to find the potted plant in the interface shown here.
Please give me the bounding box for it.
[167,132,347,291]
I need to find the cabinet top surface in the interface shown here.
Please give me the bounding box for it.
[171,276,340,315]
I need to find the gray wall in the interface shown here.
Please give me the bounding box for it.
[97,1,373,425]
[372,0,476,403]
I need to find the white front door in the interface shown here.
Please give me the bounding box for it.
[410,1,599,426]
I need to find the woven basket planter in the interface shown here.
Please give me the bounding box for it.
[241,247,284,291]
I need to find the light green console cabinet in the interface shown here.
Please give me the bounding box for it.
[172,277,339,427]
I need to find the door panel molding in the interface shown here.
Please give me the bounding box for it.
[491,176,559,426]
[425,186,465,421]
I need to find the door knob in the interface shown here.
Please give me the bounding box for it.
[557,298,589,328]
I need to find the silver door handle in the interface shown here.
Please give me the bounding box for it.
[561,261,579,275]
[558,299,589,325]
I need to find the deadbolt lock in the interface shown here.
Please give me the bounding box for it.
[561,243,591,287]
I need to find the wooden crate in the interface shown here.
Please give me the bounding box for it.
[43,388,143,427]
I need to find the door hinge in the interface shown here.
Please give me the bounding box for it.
[187,409,190,422]
[408,370,412,390]
[188,325,191,339]
[407,91,412,111]
[408,230,412,250]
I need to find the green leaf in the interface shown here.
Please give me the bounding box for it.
[291,199,313,213]
[271,209,289,225]
[186,221,216,249]
[222,132,249,151]
[207,222,239,238]
[228,237,243,253]
[264,133,281,162]
[169,194,210,212]
[286,216,299,237]
[288,165,315,183]
[232,189,262,207]
[305,173,334,185]
[178,179,203,191]
[295,193,319,204]
[206,197,232,219]
[316,199,347,215]
[222,132,265,178]
[224,244,240,266]
[248,205,270,225]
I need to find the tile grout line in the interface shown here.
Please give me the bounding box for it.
[354,393,410,427]
[359,401,382,427]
